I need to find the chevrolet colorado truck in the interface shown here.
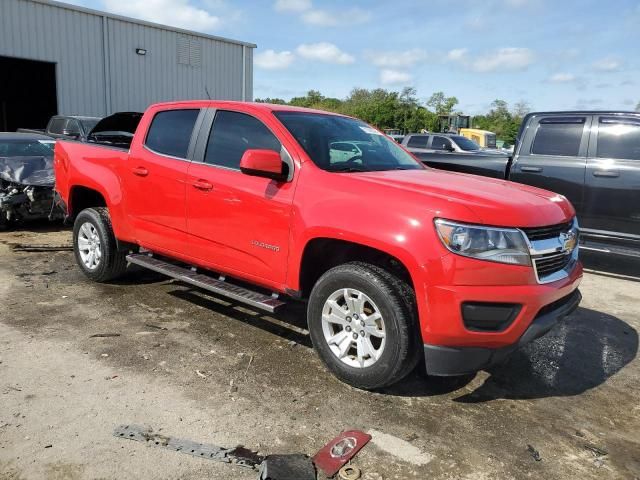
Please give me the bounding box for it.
[54,101,582,389]
[404,112,640,258]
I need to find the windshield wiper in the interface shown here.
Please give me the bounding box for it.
[329,166,367,173]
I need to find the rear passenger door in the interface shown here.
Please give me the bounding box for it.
[582,115,640,237]
[510,115,591,217]
[185,109,296,286]
[126,107,202,255]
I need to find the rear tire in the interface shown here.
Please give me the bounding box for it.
[307,261,420,390]
[73,207,127,282]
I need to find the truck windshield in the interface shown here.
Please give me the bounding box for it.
[451,135,481,151]
[274,112,423,172]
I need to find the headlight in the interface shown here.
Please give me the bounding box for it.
[434,219,531,266]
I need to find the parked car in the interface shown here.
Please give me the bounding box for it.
[402,133,511,178]
[0,132,61,228]
[19,115,101,142]
[405,112,640,258]
[54,101,582,389]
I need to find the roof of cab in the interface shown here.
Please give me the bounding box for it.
[147,100,346,117]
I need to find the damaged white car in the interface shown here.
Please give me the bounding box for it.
[0,132,62,228]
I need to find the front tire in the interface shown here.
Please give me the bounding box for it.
[307,262,420,390]
[73,207,127,282]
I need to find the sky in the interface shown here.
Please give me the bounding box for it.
[64,0,639,114]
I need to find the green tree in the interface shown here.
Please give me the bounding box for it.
[254,97,287,104]
[472,99,522,144]
[426,91,459,115]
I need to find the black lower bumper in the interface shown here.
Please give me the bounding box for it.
[423,289,582,376]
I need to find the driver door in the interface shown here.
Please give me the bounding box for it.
[186,108,297,286]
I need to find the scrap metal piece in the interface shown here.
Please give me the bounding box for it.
[339,465,362,480]
[113,424,263,469]
[257,454,316,480]
[313,430,371,477]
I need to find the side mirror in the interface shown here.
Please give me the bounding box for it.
[445,145,455,152]
[240,149,288,181]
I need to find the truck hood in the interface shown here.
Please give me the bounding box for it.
[349,169,575,227]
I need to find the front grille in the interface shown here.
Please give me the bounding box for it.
[533,252,572,278]
[521,221,572,241]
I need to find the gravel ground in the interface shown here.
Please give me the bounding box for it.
[0,224,639,480]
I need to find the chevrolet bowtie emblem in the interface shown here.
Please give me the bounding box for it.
[559,231,577,253]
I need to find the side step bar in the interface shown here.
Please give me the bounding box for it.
[126,253,286,313]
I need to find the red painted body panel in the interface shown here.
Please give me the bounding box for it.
[54,100,582,350]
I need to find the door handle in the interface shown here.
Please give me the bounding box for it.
[192,179,213,191]
[132,166,149,177]
[520,166,543,173]
[593,170,620,178]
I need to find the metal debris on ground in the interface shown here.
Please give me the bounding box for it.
[144,324,168,330]
[113,424,264,469]
[339,465,362,480]
[313,430,372,477]
[89,333,121,338]
[527,444,542,461]
[257,454,316,480]
[584,443,608,457]
[9,243,72,252]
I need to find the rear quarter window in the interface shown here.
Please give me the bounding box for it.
[145,109,200,159]
[531,117,585,157]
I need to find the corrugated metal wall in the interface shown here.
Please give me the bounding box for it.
[0,0,255,117]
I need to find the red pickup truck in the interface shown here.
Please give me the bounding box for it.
[54,101,583,389]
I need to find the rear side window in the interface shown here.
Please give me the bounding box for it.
[406,136,429,148]
[145,109,199,158]
[597,118,640,160]
[204,111,281,169]
[431,136,452,150]
[531,117,585,156]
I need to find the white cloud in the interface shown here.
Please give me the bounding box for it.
[548,73,576,83]
[366,49,427,68]
[255,50,295,70]
[274,0,311,12]
[592,57,621,72]
[380,69,412,85]
[471,48,534,72]
[296,43,354,64]
[301,8,371,26]
[447,48,468,61]
[103,0,221,31]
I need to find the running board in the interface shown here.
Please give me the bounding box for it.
[126,253,286,313]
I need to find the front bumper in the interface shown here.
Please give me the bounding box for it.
[423,288,582,376]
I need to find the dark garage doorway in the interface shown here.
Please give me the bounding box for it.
[0,56,57,132]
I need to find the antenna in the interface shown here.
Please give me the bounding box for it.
[204,86,211,100]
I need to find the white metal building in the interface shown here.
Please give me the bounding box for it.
[0,0,255,131]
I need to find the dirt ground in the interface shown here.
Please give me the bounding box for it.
[0,224,639,480]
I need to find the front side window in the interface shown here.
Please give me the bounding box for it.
[145,109,199,158]
[531,117,585,157]
[597,117,640,161]
[406,135,429,149]
[275,112,422,172]
[63,119,81,135]
[204,111,281,169]
[431,136,453,151]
